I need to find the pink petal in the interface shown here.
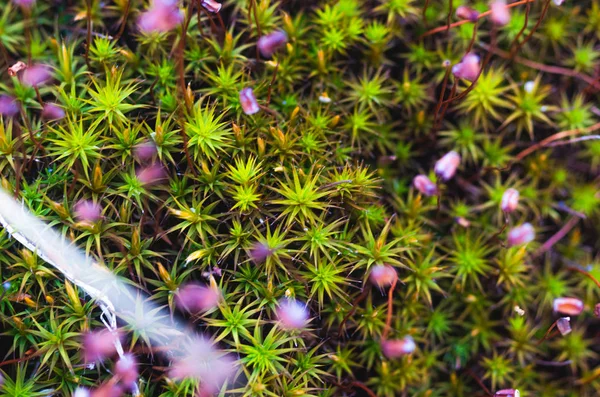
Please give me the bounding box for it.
[134,140,158,162]
[369,265,398,288]
[240,87,260,115]
[136,163,167,185]
[175,283,220,313]
[434,151,461,181]
[201,0,222,13]
[21,64,52,87]
[82,329,123,363]
[275,298,310,330]
[452,53,480,82]
[413,175,437,196]
[41,103,65,120]
[74,200,102,223]
[501,188,519,213]
[0,95,19,117]
[490,0,510,26]
[506,223,535,246]
[381,336,416,359]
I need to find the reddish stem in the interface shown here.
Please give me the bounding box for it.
[382,278,397,340]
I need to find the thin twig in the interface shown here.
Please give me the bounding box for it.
[534,216,579,258]
[508,0,531,58]
[510,0,551,58]
[113,0,131,42]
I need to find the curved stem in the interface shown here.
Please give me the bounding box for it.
[382,278,397,340]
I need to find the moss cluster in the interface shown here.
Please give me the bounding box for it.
[1,0,600,396]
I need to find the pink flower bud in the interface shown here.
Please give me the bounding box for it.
[413,175,437,196]
[456,6,480,22]
[595,303,600,318]
[506,223,535,246]
[556,317,572,335]
[0,95,19,117]
[249,242,272,264]
[74,200,102,224]
[257,30,288,58]
[82,329,123,363]
[175,283,220,313]
[136,163,167,185]
[369,265,398,288]
[490,0,510,26]
[138,1,183,33]
[74,388,90,397]
[91,383,124,397]
[494,390,520,397]
[134,140,157,162]
[239,87,260,115]
[501,188,519,213]
[115,354,138,386]
[7,61,27,77]
[434,151,461,181]
[452,53,480,82]
[381,336,416,359]
[276,298,310,330]
[21,64,52,87]
[553,297,584,316]
[41,103,65,120]
[201,0,222,13]
[552,0,564,5]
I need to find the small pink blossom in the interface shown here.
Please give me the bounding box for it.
[249,241,272,264]
[553,297,584,316]
[82,329,123,363]
[115,354,138,386]
[381,336,416,359]
[21,64,52,87]
[240,87,260,115]
[90,382,124,397]
[276,298,310,330]
[41,103,65,120]
[0,95,19,117]
[201,0,221,13]
[175,283,220,313]
[73,388,90,397]
[74,200,102,224]
[257,30,288,58]
[456,6,480,22]
[452,53,480,82]
[490,0,510,26]
[494,390,520,397]
[434,151,461,181]
[136,163,167,185]
[7,61,27,77]
[369,265,398,288]
[556,317,571,336]
[501,188,519,213]
[138,0,183,33]
[552,0,564,5]
[413,175,437,196]
[134,140,157,162]
[506,223,535,246]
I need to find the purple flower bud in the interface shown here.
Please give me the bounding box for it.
[413,175,437,196]
[275,298,310,330]
[257,30,288,58]
[201,0,221,13]
[456,6,480,22]
[506,223,535,246]
[134,140,158,162]
[434,151,461,181]
[0,95,19,117]
[494,390,520,397]
[501,188,519,213]
[369,265,398,288]
[138,1,183,33]
[175,283,220,313]
[490,0,510,26]
[249,241,272,264]
[115,354,138,386]
[553,0,565,5]
[74,200,102,224]
[82,329,123,363]
[553,297,584,316]
[556,317,572,335]
[136,163,167,185]
[21,64,52,87]
[452,53,480,82]
[239,87,260,115]
[42,103,65,120]
[74,388,91,397]
[381,336,416,359]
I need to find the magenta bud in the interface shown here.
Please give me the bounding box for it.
[501,188,519,213]
[434,151,461,181]
[21,64,52,87]
[201,0,221,13]
[553,297,584,316]
[257,30,288,58]
[369,265,398,288]
[7,61,27,77]
[0,95,19,117]
[138,1,183,33]
[249,242,272,264]
[494,390,520,397]
[175,283,220,313]
[556,317,572,336]
[239,87,260,115]
[413,175,437,196]
[595,303,600,318]
[490,0,510,26]
[452,53,480,82]
[74,200,102,224]
[276,298,310,330]
[136,163,167,185]
[82,329,123,363]
[381,336,416,359]
[42,103,65,121]
[115,354,139,386]
[456,6,480,22]
[134,140,158,162]
[506,223,535,246]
